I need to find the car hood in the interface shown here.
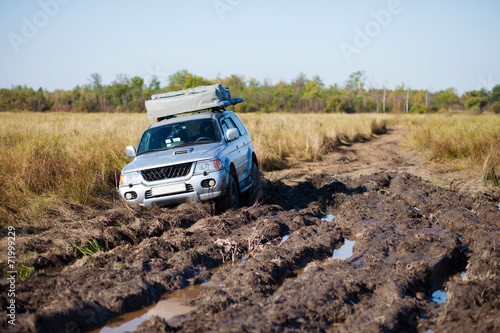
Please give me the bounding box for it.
[122,142,225,173]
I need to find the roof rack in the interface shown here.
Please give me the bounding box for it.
[156,107,222,122]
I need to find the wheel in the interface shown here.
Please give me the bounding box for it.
[217,172,240,210]
[248,160,262,204]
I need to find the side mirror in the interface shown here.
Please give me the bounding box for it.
[126,145,136,158]
[226,128,240,142]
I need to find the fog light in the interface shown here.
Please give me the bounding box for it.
[201,179,216,188]
[124,192,137,200]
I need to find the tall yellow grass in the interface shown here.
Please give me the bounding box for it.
[239,113,387,170]
[0,113,153,225]
[402,114,500,185]
[0,112,387,226]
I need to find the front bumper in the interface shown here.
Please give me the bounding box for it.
[119,169,228,208]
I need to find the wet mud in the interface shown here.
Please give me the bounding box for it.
[1,128,500,333]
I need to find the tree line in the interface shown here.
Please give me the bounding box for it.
[1,70,499,114]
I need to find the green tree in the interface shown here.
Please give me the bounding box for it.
[128,76,145,112]
[89,73,103,111]
[167,70,190,91]
[465,97,487,112]
[410,104,428,114]
[345,71,366,93]
[221,75,245,91]
[303,81,323,111]
[462,89,489,113]
[490,101,500,114]
[184,74,213,89]
[432,88,459,111]
[325,96,341,113]
[148,75,160,90]
[490,84,500,102]
[112,74,130,110]
[272,81,293,111]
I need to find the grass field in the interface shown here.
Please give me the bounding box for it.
[1,111,498,227]
[0,113,153,226]
[401,114,500,185]
[238,113,387,170]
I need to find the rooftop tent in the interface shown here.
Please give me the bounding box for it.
[145,83,243,119]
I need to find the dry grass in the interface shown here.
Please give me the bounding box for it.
[401,114,500,185]
[0,112,153,226]
[239,113,388,170]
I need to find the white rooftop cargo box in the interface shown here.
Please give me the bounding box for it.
[145,84,242,120]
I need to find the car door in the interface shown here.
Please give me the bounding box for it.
[220,116,247,181]
[229,114,251,178]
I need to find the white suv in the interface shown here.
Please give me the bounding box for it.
[119,110,258,209]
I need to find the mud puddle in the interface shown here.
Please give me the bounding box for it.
[88,258,244,333]
[431,290,448,304]
[89,286,207,333]
[278,235,289,247]
[321,213,336,222]
[431,271,467,305]
[332,238,355,260]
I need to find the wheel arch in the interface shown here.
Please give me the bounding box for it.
[251,152,259,169]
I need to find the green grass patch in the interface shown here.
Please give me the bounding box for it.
[69,239,103,257]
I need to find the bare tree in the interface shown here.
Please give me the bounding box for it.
[383,86,386,114]
[405,88,410,113]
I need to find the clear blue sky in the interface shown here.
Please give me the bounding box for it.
[1,0,499,94]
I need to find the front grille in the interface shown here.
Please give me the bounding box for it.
[145,184,194,199]
[141,162,192,182]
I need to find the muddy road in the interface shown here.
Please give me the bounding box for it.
[2,127,500,333]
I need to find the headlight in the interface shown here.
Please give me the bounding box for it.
[194,159,222,174]
[120,171,142,185]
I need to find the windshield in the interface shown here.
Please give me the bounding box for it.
[137,118,221,155]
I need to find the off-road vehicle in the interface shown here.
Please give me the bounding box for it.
[119,84,259,209]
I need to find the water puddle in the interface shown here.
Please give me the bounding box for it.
[88,259,247,333]
[90,284,218,333]
[431,290,448,304]
[430,270,467,305]
[237,255,248,267]
[411,206,426,217]
[278,235,290,247]
[321,214,336,222]
[332,239,355,260]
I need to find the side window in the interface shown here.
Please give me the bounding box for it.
[230,115,247,136]
[224,117,241,135]
[220,117,244,141]
[220,119,231,137]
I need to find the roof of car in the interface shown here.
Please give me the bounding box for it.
[146,110,232,130]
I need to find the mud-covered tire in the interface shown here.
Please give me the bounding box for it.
[247,160,262,205]
[217,172,240,210]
